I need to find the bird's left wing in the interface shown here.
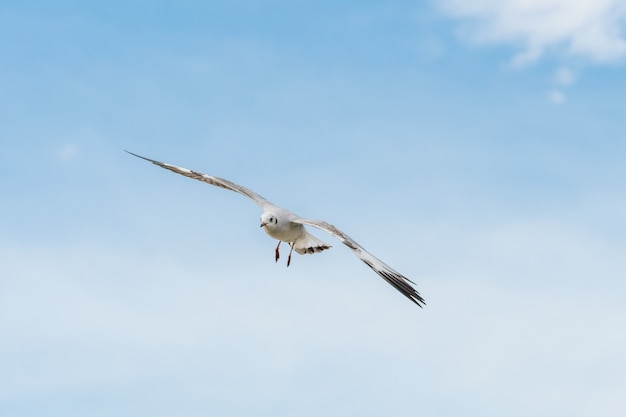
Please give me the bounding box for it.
[125,151,273,209]
[292,218,425,307]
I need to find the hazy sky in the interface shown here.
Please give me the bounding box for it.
[2,1,625,416]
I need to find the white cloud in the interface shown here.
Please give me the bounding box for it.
[3,232,625,416]
[438,0,626,65]
[554,66,576,85]
[546,67,575,103]
[548,89,566,104]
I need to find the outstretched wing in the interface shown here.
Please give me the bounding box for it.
[126,151,273,209]
[293,218,425,307]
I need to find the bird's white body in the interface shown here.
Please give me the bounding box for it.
[260,209,331,255]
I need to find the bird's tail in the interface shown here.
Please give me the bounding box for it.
[293,232,331,255]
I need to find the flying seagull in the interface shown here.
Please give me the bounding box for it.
[126,151,425,307]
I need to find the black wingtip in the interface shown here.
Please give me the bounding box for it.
[361,259,425,308]
[413,294,426,308]
[405,292,426,308]
[125,150,148,161]
[403,287,426,308]
[124,150,162,166]
[377,269,425,308]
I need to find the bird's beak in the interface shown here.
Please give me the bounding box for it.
[260,222,266,228]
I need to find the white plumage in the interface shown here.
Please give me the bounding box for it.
[127,151,425,307]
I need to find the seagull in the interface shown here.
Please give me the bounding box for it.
[126,151,425,307]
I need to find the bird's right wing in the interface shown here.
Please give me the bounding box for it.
[125,151,273,209]
[293,218,425,307]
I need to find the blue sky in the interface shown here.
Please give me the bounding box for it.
[2,1,626,416]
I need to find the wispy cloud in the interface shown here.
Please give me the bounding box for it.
[58,144,79,161]
[437,0,626,66]
[548,67,576,104]
[554,67,576,85]
[3,217,625,415]
[548,89,566,104]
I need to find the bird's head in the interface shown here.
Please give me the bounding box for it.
[260,212,279,229]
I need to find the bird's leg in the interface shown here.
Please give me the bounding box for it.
[287,243,295,267]
[275,241,281,262]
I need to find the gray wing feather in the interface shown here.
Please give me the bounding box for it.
[125,151,272,209]
[293,218,425,307]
